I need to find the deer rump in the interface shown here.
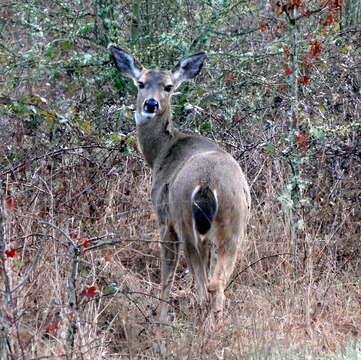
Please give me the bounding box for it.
[153,142,249,306]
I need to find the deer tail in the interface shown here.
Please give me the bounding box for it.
[191,184,218,239]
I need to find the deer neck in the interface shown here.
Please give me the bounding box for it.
[136,110,177,168]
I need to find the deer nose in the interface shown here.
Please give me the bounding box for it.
[143,98,159,114]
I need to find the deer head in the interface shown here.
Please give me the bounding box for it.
[110,46,207,125]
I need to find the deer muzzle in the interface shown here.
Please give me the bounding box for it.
[143,98,159,114]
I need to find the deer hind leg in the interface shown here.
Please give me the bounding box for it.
[184,240,209,306]
[159,224,180,322]
[208,231,240,321]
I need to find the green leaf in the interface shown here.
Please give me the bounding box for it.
[78,120,93,132]
[60,40,73,50]
[45,45,55,57]
[80,23,94,34]
[263,143,275,153]
[108,133,122,144]
[25,114,41,130]
[125,135,136,145]
[122,146,131,156]
[13,260,24,268]
[310,126,325,138]
[201,121,210,131]
[339,44,352,53]
[114,76,125,90]
[41,110,57,130]
[103,283,118,295]
[11,102,34,115]
[177,94,187,107]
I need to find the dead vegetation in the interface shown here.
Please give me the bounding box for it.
[1,138,360,358]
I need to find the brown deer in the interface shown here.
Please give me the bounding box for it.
[110,46,251,322]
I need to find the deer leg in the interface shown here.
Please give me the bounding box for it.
[208,233,240,321]
[184,240,209,306]
[199,237,212,296]
[159,225,180,322]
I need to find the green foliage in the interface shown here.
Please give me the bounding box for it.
[102,282,118,296]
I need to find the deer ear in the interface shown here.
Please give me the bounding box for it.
[172,52,207,87]
[110,46,143,80]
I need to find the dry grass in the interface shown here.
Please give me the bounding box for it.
[1,144,360,360]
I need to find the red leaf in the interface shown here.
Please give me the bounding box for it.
[288,0,302,8]
[87,286,97,296]
[298,75,310,84]
[47,322,58,336]
[302,55,311,69]
[5,248,16,258]
[69,230,78,239]
[271,0,283,15]
[310,39,322,57]
[321,0,342,9]
[258,23,267,32]
[104,255,112,262]
[232,113,241,121]
[300,6,312,16]
[81,286,97,298]
[5,195,15,209]
[296,134,307,151]
[3,306,15,324]
[322,11,338,26]
[37,211,48,218]
[330,0,341,9]
[80,238,90,248]
[5,314,14,324]
[283,65,292,75]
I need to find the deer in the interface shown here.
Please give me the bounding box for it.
[110,46,251,323]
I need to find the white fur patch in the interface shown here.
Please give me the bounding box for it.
[213,189,218,208]
[191,184,201,202]
[135,111,155,125]
[191,185,201,247]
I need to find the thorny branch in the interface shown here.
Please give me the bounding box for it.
[0,203,26,359]
[39,221,80,352]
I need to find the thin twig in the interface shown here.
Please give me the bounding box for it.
[0,144,121,177]
[67,245,80,350]
[0,203,16,359]
[8,247,43,294]
[225,252,293,291]
[39,221,78,247]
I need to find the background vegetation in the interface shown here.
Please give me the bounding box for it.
[1,0,360,358]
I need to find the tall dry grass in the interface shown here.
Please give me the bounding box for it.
[1,138,360,359]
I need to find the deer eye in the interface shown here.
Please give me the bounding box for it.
[164,85,173,92]
[138,82,145,89]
